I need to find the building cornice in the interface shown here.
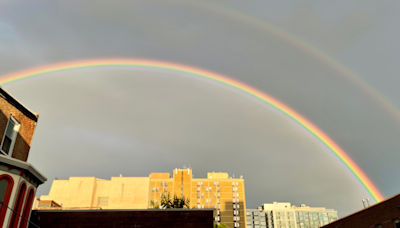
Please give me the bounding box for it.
[0,155,47,184]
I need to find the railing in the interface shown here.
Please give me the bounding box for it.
[0,201,40,228]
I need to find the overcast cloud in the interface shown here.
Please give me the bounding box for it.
[1,0,400,217]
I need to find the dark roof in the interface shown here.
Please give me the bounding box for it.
[322,193,400,227]
[0,86,38,122]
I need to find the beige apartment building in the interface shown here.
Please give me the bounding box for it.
[246,202,338,228]
[38,168,246,228]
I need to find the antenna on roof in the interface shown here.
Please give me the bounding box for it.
[183,164,187,169]
[366,198,370,207]
[362,199,366,208]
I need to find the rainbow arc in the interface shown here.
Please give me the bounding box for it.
[0,59,385,203]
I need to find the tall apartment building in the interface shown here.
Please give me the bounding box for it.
[246,202,338,228]
[39,168,246,228]
[0,86,47,227]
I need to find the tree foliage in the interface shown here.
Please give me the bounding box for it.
[149,193,190,209]
[213,223,228,228]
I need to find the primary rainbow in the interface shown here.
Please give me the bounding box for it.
[0,58,385,202]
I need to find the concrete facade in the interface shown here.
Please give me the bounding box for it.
[39,168,246,228]
[40,176,151,209]
[246,202,338,228]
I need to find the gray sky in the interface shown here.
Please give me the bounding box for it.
[1,0,400,217]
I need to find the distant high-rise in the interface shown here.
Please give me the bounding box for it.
[247,202,338,228]
[39,168,246,228]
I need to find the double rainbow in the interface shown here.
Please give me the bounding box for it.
[0,59,385,202]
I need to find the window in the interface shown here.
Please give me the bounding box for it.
[0,116,20,156]
[10,182,27,228]
[197,182,200,186]
[236,182,238,186]
[160,193,162,197]
[197,193,200,198]
[165,182,168,186]
[156,187,159,192]
[232,182,235,186]
[201,182,203,186]
[97,197,108,206]
[214,193,216,198]
[201,193,204,198]
[213,182,216,186]
[20,188,35,228]
[232,193,235,197]
[217,193,220,197]
[197,199,200,204]
[0,175,14,225]
[197,205,201,209]
[206,199,208,204]
[234,210,237,215]
[217,187,220,192]
[214,205,217,209]
[161,182,163,186]
[201,205,204,209]
[237,193,239,197]
[232,199,235,203]
[218,205,221,209]
[197,187,200,192]
[394,219,400,228]
[209,187,212,191]
[152,187,155,192]
[209,199,212,204]
[164,187,167,191]
[232,187,235,192]
[205,188,208,192]
[217,182,219,186]
[236,187,238,191]
[236,199,239,203]
[237,204,240,209]
[217,199,220,204]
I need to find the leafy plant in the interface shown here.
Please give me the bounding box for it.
[152,193,191,209]
[149,199,160,209]
[213,223,228,228]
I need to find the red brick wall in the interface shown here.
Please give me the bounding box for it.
[323,194,400,228]
[0,97,37,162]
[30,209,214,228]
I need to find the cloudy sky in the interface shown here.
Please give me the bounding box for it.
[1,0,400,217]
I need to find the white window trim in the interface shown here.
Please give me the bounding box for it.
[0,115,20,157]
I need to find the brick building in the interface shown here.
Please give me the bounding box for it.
[322,193,400,228]
[0,86,47,228]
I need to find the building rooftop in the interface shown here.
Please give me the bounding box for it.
[0,86,38,121]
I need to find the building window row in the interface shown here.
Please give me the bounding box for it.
[97,197,108,206]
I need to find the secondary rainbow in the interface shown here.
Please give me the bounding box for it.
[177,0,400,124]
[0,59,385,202]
